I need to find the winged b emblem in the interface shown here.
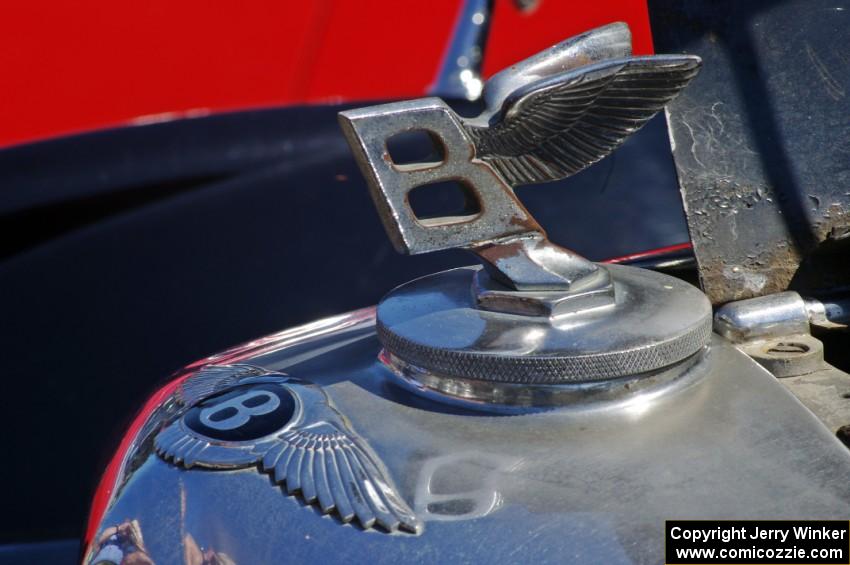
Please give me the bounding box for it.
[339,22,700,297]
[155,365,421,534]
[463,39,700,185]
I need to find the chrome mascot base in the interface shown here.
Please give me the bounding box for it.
[85,23,850,565]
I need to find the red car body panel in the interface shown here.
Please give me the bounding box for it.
[1,0,653,149]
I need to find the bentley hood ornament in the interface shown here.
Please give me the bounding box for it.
[340,22,700,296]
[340,22,709,407]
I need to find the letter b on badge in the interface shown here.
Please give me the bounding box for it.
[200,390,281,431]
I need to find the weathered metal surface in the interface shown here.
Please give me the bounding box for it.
[710,290,850,433]
[739,334,825,378]
[650,0,850,303]
[786,364,850,434]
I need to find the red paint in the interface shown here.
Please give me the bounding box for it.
[0,1,652,149]
[603,242,693,264]
[0,1,459,149]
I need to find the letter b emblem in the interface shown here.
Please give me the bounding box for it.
[200,390,281,431]
[184,383,296,441]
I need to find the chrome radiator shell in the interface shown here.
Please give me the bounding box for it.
[86,308,850,564]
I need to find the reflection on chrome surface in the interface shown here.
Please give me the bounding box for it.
[414,453,515,522]
[89,519,237,565]
[90,520,152,565]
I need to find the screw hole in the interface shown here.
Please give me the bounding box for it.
[767,342,810,355]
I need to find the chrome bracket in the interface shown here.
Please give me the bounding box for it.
[714,291,850,376]
[714,291,850,439]
[713,291,827,378]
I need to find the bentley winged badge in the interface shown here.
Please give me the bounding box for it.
[155,365,422,534]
